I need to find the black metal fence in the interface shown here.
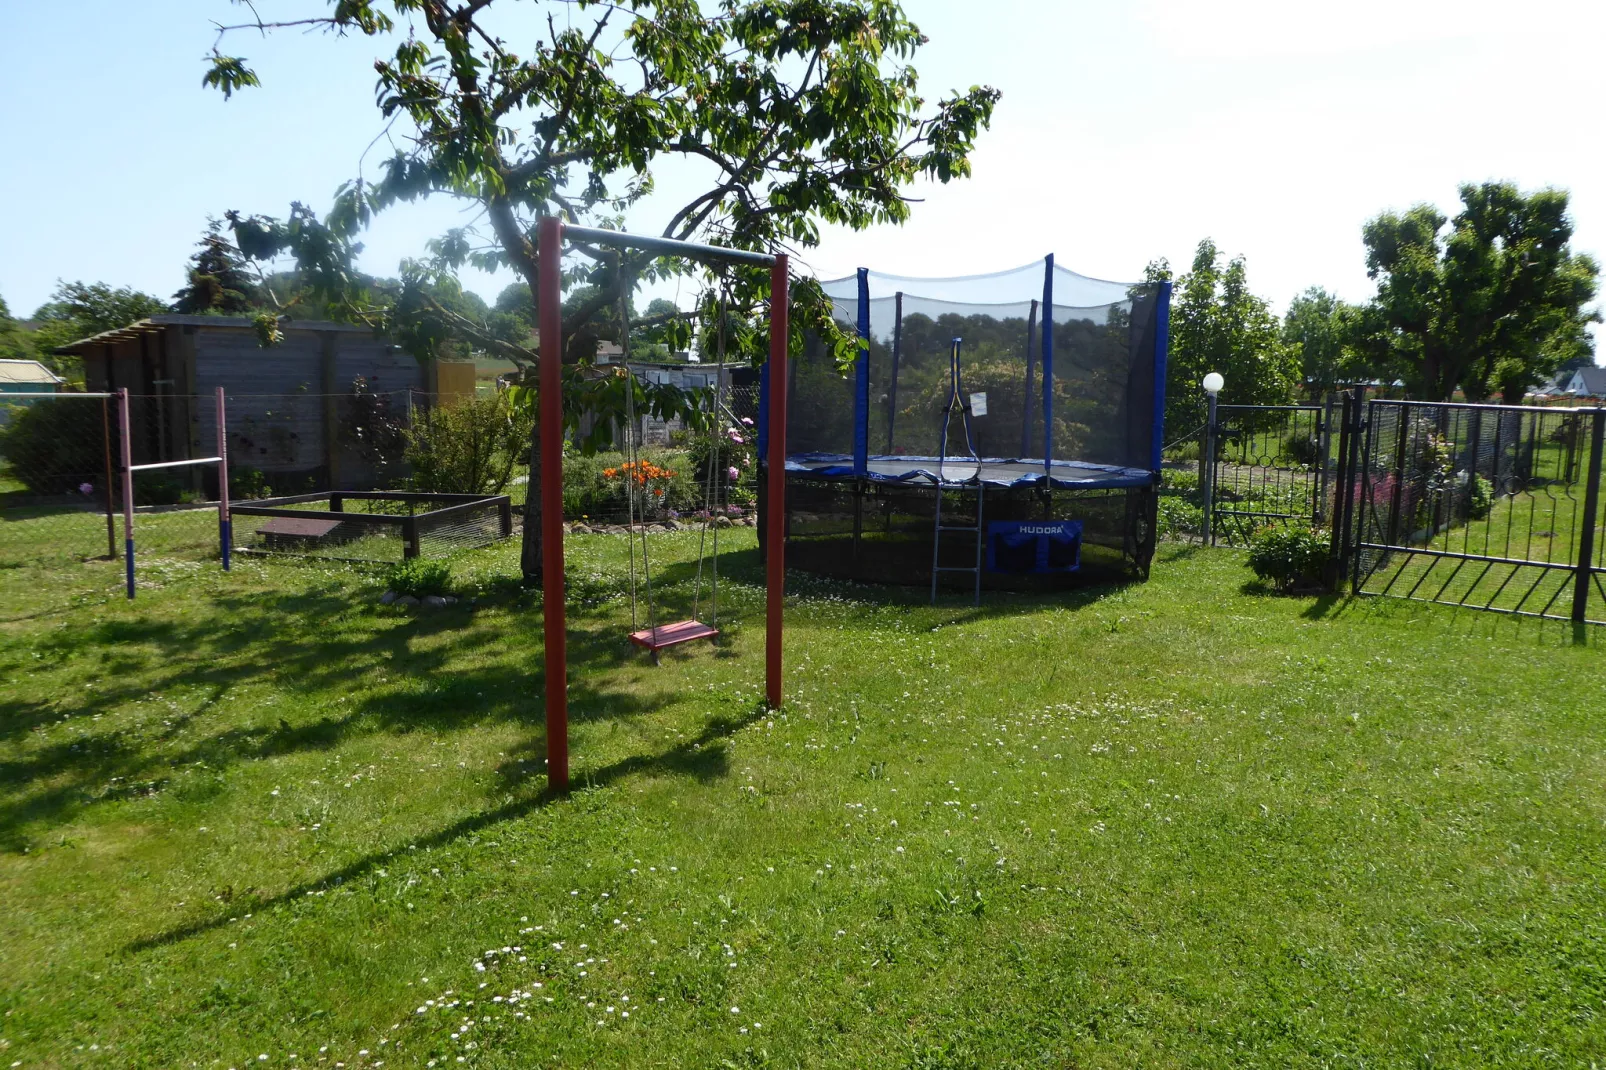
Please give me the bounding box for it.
[1207,402,1336,546]
[1337,395,1605,624]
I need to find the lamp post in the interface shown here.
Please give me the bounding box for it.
[1200,372,1224,544]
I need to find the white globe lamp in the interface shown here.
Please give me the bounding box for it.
[1202,372,1225,396]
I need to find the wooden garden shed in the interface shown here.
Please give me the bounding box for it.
[59,316,432,490]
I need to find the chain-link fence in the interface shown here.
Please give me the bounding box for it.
[0,393,120,573]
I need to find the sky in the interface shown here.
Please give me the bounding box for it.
[2,0,1602,360]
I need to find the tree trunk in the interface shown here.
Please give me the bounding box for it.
[520,395,543,585]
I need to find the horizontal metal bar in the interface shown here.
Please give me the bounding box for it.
[228,506,406,525]
[1354,589,1606,626]
[0,391,115,399]
[128,456,222,472]
[562,224,777,268]
[1355,542,1583,571]
[330,491,496,502]
[1369,399,1606,416]
[1217,405,1324,413]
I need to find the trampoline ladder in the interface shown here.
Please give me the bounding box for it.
[930,483,984,607]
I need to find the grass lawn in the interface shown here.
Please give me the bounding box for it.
[2,530,1604,1068]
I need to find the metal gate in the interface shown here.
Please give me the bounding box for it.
[1335,394,1606,624]
[1205,402,1334,546]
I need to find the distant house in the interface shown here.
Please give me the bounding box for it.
[0,358,64,394]
[57,316,437,490]
[1562,365,1606,398]
[0,359,65,426]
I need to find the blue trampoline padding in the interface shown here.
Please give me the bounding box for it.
[785,453,1154,490]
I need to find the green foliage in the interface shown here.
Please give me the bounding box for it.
[561,448,701,519]
[0,296,38,364]
[1468,472,1495,521]
[1246,523,1331,592]
[132,472,190,507]
[228,466,272,502]
[1361,182,1601,402]
[0,399,103,494]
[404,394,533,496]
[384,556,451,598]
[29,281,168,374]
[1165,240,1300,434]
[1283,287,1365,399]
[171,221,258,314]
[1281,430,1322,468]
[202,0,997,397]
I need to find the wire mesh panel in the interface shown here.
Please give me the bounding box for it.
[231,493,515,563]
[806,260,1169,479]
[0,393,119,569]
[1210,404,1332,546]
[781,476,1155,590]
[1352,400,1606,624]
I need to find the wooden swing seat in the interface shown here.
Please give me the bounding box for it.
[628,618,719,653]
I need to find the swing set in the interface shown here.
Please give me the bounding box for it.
[534,217,788,791]
[616,263,738,663]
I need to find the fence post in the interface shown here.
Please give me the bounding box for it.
[1326,391,1354,588]
[498,495,514,538]
[1573,408,1605,623]
[1200,392,1219,544]
[118,388,135,599]
[101,396,118,560]
[1350,392,1373,593]
[402,515,421,559]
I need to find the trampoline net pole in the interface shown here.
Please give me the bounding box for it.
[766,254,789,710]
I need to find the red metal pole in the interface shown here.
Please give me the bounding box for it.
[538,215,569,791]
[766,254,789,709]
[216,385,231,571]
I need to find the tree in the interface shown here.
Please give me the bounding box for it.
[172,221,259,314]
[1282,287,1363,400]
[1361,182,1600,402]
[204,0,998,582]
[1162,240,1299,434]
[30,281,168,375]
[0,296,37,364]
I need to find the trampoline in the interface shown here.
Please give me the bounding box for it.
[757,256,1172,597]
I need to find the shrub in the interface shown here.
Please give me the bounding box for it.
[562,448,700,519]
[1282,430,1322,468]
[386,557,452,598]
[1246,524,1330,592]
[1467,473,1494,520]
[406,393,532,495]
[133,472,187,506]
[0,399,104,495]
[229,466,273,501]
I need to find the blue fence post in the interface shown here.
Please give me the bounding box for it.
[1151,281,1172,473]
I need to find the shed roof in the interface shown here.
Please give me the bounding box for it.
[0,359,64,385]
[53,315,378,356]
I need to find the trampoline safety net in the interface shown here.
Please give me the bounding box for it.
[759,257,1172,589]
[768,257,1170,488]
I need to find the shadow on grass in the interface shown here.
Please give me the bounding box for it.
[0,576,680,850]
[125,702,765,953]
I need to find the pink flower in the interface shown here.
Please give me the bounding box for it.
[79,482,94,495]
[740,417,754,427]
[727,429,745,443]
[727,466,740,481]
